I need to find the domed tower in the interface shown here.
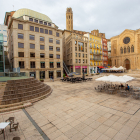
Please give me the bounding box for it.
[66,8,73,31]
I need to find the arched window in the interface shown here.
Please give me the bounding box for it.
[124,47,126,53]
[69,16,70,19]
[120,47,123,54]
[131,45,134,52]
[127,46,130,53]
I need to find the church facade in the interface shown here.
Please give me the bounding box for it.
[111,29,140,70]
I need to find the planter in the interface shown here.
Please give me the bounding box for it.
[40,79,44,82]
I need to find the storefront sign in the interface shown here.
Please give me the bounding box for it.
[82,66,87,68]
[75,66,81,69]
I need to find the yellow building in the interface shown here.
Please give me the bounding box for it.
[84,33,102,73]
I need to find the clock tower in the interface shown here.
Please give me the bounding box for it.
[66,8,73,31]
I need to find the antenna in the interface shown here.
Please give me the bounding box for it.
[13,5,14,11]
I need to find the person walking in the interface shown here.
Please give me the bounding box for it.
[50,75,54,82]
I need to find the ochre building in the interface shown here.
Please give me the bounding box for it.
[111,29,140,70]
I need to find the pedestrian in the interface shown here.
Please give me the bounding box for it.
[50,76,54,82]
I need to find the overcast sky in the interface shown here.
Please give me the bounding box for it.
[1,0,140,39]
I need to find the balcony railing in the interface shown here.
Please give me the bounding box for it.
[30,65,35,68]
[50,66,54,68]
[19,66,24,69]
[93,58,102,61]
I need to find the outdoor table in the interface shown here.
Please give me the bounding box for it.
[0,122,10,139]
[60,79,64,82]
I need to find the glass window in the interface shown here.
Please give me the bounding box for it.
[29,35,35,40]
[40,45,44,50]
[40,37,44,41]
[48,23,51,26]
[29,18,33,21]
[79,59,81,63]
[30,26,34,31]
[45,29,48,34]
[30,52,35,57]
[19,61,24,68]
[18,33,23,39]
[18,24,23,30]
[50,62,53,68]
[35,27,39,32]
[56,32,59,37]
[30,44,35,49]
[75,47,77,51]
[49,38,53,43]
[40,28,44,33]
[56,40,60,44]
[79,53,80,57]
[49,54,53,58]
[40,53,45,58]
[76,59,77,63]
[49,30,52,35]
[83,54,84,58]
[40,62,45,68]
[34,19,38,23]
[39,21,43,24]
[44,22,47,25]
[75,41,77,45]
[56,47,60,52]
[56,55,60,59]
[18,43,24,48]
[57,62,60,68]
[57,71,61,77]
[30,61,35,68]
[18,52,24,57]
[49,46,53,51]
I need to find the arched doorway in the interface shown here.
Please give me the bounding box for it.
[124,59,130,70]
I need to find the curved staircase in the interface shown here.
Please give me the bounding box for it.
[0,78,52,113]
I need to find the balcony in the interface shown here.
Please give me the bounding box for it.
[93,58,102,61]
[90,51,92,54]
[103,54,108,56]
[103,49,108,51]
[90,46,92,48]
[103,59,108,62]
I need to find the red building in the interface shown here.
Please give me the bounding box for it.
[102,38,108,67]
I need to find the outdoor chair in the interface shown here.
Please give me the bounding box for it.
[5,117,15,128]
[10,122,19,132]
[13,137,20,140]
[0,129,4,136]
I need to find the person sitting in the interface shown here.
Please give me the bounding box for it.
[125,84,129,90]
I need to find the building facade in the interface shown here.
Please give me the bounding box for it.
[4,8,63,79]
[107,39,111,66]
[111,29,140,70]
[0,34,4,72]
[63,30,89,75]
[84,33,102,73]
[102,38,108,67]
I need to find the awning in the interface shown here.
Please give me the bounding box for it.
[40,62,45,63]
[98,66,104,69]
[50,62,53,63]
[57,62,60,63]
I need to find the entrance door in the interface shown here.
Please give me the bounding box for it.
[49,71,54,78]
[124,59,130,70]
[30,72,36,78]
[40,71,45,79]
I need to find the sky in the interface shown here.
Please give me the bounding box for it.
[1,0,140,39]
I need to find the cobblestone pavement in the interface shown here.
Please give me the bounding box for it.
[0,75,140,140]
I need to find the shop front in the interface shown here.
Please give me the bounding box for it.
[75,66,81,74]
[82,66,87,74]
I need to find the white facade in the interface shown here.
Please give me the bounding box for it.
[0,24,7,51]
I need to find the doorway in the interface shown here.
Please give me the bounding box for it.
[124,59,130,70]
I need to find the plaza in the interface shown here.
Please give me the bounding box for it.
[0,73,140,140]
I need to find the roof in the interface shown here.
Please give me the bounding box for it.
[12,8,52,23]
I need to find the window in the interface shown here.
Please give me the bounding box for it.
[30,26,34,31]
[30,52,35,57]
[131,45,134,52]
[57,62,60,68]
[30,44,35,49]
[40,45,44,50]
[56,40,60,44]
[86,59,87,63]
[49,30,52,35]
[29,35,35,40]
[44,22,47,25]
[86,54,87,58]
[49,54,53,58]
[56,47,60,52]
[83,54,84,58]
[124,47,126,53]
[127,46,130,53]
[18,43,24,48]
[48,23,51,26]
[75,47,77,51]
[18,33,23,39]
[40,28,44,33]
[79,59,81,63]
[56,55,60,59]
[56,32,59,37]
[45,29,48,34]
[30,61,35,68]
[79,53,80,57]
[40,53,45,58]
[39,21,43,24]
[75,53,77,57]
[40,62,45,68]
[29,18,33,21]
[18,52,24,57]
[83,59,84,63]
[76,59,77,63]
[75,41,77,45]
[34,19,38,23]
[35,27,39,32]
[18,24,23,30]
[40,37,44,41]
[49,38,53,43]
[57,71,61,78]
[50,62,54,68]
[19,61,24,68]
[49,46,53,51]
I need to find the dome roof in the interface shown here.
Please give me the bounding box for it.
[13,8,52,23]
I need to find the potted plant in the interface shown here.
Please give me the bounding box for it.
[86,74,88,76]
[40,79,44,82]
